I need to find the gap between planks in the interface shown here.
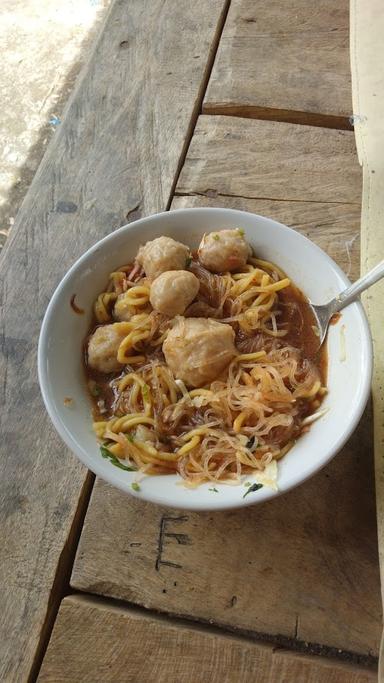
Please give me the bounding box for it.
[28,472,95,683]
[165,0,232,209]
[202,103,353,130]
[66,589,378,672]
[174,190,361,206]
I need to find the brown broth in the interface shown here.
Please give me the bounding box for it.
[279,283,327,384]
[330,311,342,325]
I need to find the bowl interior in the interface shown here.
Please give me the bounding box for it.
[38,208,372,510]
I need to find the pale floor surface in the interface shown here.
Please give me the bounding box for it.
[0,0,110,250]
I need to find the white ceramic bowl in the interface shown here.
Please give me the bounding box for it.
[38,208,372,511]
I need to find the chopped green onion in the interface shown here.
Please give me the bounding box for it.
[131,482,141,492]
[100,445,136,471]
[243,483,263,499]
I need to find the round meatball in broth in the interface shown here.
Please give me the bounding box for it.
[137,236,190,281]
[150,270,199,317]
[87,322,129,373]
[163,317,236,388]
[198,229,250,273]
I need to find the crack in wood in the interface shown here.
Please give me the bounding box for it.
[294,615,299,639]
[165,0,232,210]
[64,591,379,671]
[174,190,361,206]
[27,471,95,683]
[155,515,190,572]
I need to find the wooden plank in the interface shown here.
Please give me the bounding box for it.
[172,194,361,281]
[37,595,377,682]
[350,0,384,676]
[72,114,377,655]
[204,0,352,128]
[177,116,361,203]
[175,114,362,279]
[72,414,381,656]
[0,1,229,680]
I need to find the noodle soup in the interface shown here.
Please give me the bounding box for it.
[85,230,326,488]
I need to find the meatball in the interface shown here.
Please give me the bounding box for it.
[150,270,199,317]
[87,323,129,373]
[163,317,237,388]
[198,229,250,273]
[137,236,190,281]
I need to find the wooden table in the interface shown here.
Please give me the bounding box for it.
[0,1,381,681]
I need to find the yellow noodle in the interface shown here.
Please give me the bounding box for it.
[249,257,287,279]
[121,355,146,365]
[134,441,159,456]
[177,435,201,455]
[241,371,254,386]
[233,411,248,433]
[189,389,214,398]
[234,351,267,363]
[95,415,155,438]
[108,442,125,457]
[94,292,118,323]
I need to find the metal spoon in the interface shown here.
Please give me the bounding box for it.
[311,259,384,347]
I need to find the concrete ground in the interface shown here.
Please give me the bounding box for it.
[0,0,110,251]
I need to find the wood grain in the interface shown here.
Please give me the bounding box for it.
[350,0,384,677]
[37,595,377,682]
[172,194,361,281]
[72,411,381,656]
[174,114,362,280]
[204,0,353,128]
[0,1,229,680]
[177,116,361,203]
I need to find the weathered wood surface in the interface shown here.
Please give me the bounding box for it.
[72,412,381,656]
[37,595,377,683]
[0,0,229,679]
[351,1,384,677]
[172,195,361,281]
[177,116,361,203]
[174,114,362,279]
[204,0,352,128]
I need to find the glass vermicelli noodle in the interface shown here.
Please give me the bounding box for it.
[85,229,326,488]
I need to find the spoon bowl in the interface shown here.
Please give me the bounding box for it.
[310,259,384,347]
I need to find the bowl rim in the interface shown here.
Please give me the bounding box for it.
[38,207,373,510]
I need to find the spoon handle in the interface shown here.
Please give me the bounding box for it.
[333,259,384,312]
